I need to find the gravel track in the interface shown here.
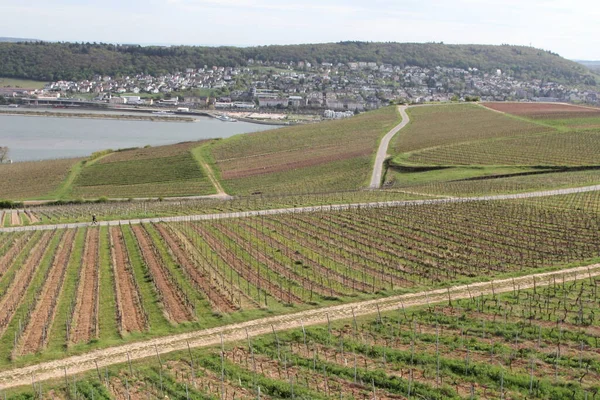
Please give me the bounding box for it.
[1,263,599,389]
[370,105,409,188]
[2,184,600,234]
[71,228,100,344]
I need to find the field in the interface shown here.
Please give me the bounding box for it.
[483,102,600,119]
[3,101,600,397]
[483,102,600,130]
[391,104,551,154]
[211,106,401,195]
[0,158,83,200]
[6,270,600,399]
[388,168,600,197]
[400,130,600,167]
[0,77,47,90]
[0,192,599,371]
[71,141,217,199]
[387,102,600,198]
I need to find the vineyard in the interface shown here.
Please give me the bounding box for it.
[387,168,600,197]
[2,190,423,226]
[71,141,216,199]
[7,273,600,399]
[483,102,600,119]
[401,130,600,167]
[0,158,83,201]
[0,194,599,369]
[391,104,551,154]
[210,106,401,195]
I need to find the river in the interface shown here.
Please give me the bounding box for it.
[0,111,275,161]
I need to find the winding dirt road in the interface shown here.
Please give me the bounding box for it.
[0,263,598,389]
[370,105,410,188]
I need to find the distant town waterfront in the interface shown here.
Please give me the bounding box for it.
[0,114,274,162]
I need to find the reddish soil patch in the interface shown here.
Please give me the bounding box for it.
[222,149,369,180]
[0,232,35,277]
[109,227,146,334]
[131,225,194,323]
[484,102,600,118]
[154,223,238,313]
[18,229,77,355]
[71,228,100,344]
[26,211,39,224]
[10,211,20,226]
[0,231,54,336]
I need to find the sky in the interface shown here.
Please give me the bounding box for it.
[1,0,600,59]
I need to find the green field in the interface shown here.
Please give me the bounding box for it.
[0,77,47,90]
[71,141,217,198]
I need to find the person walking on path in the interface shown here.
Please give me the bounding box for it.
[91,214,97,225]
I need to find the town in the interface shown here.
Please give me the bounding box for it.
[2,59,599,117]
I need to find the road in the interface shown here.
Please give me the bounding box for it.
[0,263,597,389]
[369,106,410,188]
[3,184,600,234]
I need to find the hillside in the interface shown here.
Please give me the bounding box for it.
[0,41,597,85]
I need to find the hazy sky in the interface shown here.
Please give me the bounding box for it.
[2,0,599,59]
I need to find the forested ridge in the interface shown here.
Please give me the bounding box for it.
[0,41,597,85]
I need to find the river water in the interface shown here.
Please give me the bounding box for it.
[0,111,275,161]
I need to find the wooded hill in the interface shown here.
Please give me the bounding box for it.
[0,41,597,85]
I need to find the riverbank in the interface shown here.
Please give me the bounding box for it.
[0,109,195,122]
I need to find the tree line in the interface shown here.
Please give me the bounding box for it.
[0,41,597,85]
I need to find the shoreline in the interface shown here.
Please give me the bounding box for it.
[0,110,196,123]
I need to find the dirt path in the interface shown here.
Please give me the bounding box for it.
[1,263,599,389]
[17,229,77,355]
[370,106,409,189]
[10,211,20,226]
[5,183,600,234]
[109,227,147,334]
[130,225,194,323]
[71,228,100,344]
[199,159,228,197]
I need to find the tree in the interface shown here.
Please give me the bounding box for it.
[0,147,8,163]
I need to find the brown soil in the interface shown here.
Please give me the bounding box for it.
[18,229,77,355]
[26,211,39,224]
[222,148,369,180]
[10,211,20,226]
[483,102,600,118]
[71,228,100,344]
[0,230,54,337]
[109,226,146,334]
[153,223,238,313]
[0,232,34,277]
[226,347,406,399]
[131,224,194,323]
[167,360,259,400]
[108,376,148,400]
